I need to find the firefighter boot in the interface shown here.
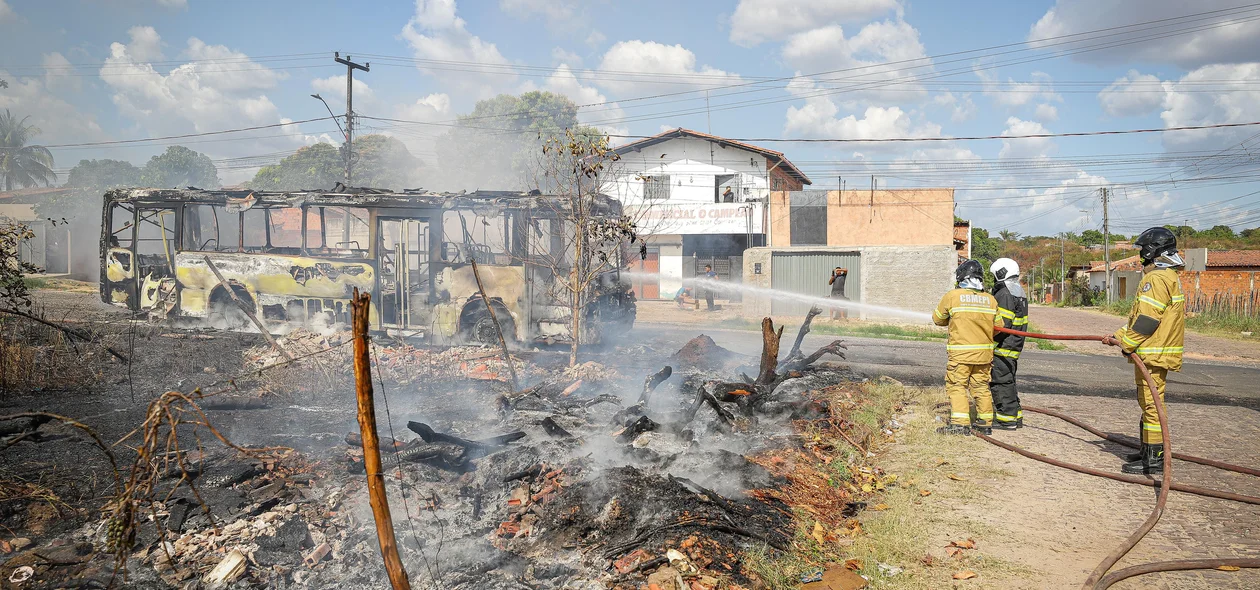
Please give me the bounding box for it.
[936,425,971,436]
[1121,444,1165,475]
[971,422,993,436]
[991,419,1018,431]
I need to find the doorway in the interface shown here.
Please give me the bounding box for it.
[377,217,431,328]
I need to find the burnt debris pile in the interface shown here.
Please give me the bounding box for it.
[1,308,856,589]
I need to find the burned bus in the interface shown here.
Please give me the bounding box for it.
[99,187,636,344]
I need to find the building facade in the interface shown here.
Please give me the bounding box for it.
[602,128,810,299]
[743,188,957,320]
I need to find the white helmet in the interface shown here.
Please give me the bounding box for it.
[990,258,1020,281]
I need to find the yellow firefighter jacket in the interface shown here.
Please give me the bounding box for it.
[1113,268,1185,371]
[934,288,1003,364]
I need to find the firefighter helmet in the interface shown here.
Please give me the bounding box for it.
[990,258,1020,281]
[1135,227,1178,266]
[956,259,983,284]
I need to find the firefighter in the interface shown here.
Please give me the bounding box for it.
[989,258,1029,430]
[934,259,1004,436]
[1102,227,1185,475]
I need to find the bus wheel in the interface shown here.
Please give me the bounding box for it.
[208,288,252,331]
[462,309,514,346]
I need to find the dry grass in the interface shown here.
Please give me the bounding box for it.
[742,383,1031,589]
[0,309,107,393]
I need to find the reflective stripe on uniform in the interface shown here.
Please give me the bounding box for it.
[976,412,993,420]
[951,412,970,419]
[1016,410,1023,419]
[1121,333,1141,348]
[1142,421,1163,432]
[1171,295,1185,303]
[935,308,949,319]
[1012,317,1029,326]
[995,413,1018,422]
[950,306,997,315]
[947,343,996,350]
[1138,295,1167,311]
[997,307,1016,320]
[1137,346,1184,354]
[994,348,1020,358]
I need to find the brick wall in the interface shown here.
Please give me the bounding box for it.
[1178,270,1258,315]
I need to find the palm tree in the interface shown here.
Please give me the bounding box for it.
[998,230,1021,242]
[0,110,56,191]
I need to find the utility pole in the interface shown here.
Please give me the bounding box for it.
[1102,187,1111,304]
[1060,233,1066,305]
[335,52,370,186]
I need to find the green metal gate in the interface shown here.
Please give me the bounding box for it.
[770,251,861,316]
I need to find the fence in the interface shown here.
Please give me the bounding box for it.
[1180,270,1259,319]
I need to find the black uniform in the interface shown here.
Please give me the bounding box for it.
[990,279,1028,426]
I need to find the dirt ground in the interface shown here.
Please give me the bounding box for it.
[880,387,1260,589]
[1029,305,1260,366]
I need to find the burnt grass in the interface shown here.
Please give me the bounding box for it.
[1,291,867,589]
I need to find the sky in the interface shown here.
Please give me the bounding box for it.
[3,0,1260,236]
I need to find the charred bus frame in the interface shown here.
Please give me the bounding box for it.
[100,187,636,344]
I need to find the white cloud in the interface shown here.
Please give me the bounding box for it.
[0,0,14,23]
[42,52,81,92]
[585,30,606,47]
[998,117,1055,160]
[539,64,627,136]
[1034,103,1058,122]
[975,68,1062,108]
[1028,0,1260,68]
[784,76,940,140]
[1097,70,1164,117]
[499,0,585,28]
[551,47,582,67]
[311,75,378,111]
[934,92,977,122]
[124,25,164,62]
[1161,62,1260,150]
[156,0,188,8]
[400,0,513,97]
[0,70,108,151]
[782,20,928,102]
[596,40,741,94]
[388,93,453,160]
[730,0,901,46]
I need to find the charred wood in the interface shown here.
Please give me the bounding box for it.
[637,366,672,405]
[503,464,544,483]
[406,421,525,458]
[755,318,784,386]
[540,416,575,439]
[779,306,821,371]
[615,415,659,443]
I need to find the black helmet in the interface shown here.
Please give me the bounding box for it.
[1135,227,1177,265]
[956,259,983,284]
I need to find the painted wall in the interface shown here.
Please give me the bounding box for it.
[605,137,777,206]
[768,189,955,248]
[647,235,685,297]
[743,244,955,320]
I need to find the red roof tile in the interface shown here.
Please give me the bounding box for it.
[1207,250,1260,268]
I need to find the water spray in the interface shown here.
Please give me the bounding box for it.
[621,271,934,322]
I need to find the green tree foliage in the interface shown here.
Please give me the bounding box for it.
[249,135,424,191]
[997,230,1020,242]
[970,227,1001,263]
[140,146,219,189]
[1078,229,1104,247]
[36,159,142,222]
[0,110,56,191]
[250,143,342,191]
[439,91,596,191]
[1198,224,1236,240]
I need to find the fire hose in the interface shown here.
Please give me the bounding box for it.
[979,326,1260,589]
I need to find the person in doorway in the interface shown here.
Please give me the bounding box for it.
[988,258,1029,430]
[828,267,849,320]
[722,186,735,202]
[702,265,718,311]
[1101,227,1185,475]
[933,259,1003,436]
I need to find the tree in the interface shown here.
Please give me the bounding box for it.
[250,143,342,191]
[250,136,425,191]
[526,128,637,366]
[998,230,1021,242]
[0,110,56,191]
[438,92,594,191]
[36,159,142,222]
[1079,229,1104,247]
[140,146,219,189]
[1198,224,1236,240]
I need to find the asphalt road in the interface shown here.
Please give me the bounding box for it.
[632,324,1260,411]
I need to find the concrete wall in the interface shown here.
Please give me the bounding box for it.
[742,244,955,321]
[647,235,685,297]
[768,189,955,248]
[606,137,775,205]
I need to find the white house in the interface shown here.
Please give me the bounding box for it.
[602,128,811,299]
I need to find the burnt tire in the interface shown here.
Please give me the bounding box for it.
[460,309,514,347]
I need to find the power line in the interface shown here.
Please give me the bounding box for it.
[39,116,337,148]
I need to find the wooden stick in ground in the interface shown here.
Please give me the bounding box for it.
[201,256,292,361]
[469,257,519,390]
[350,289,412,590]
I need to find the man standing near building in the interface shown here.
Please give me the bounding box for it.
[1102,227,1185,475]
[989,258,1028,430]
[703,264,718,311]
[828,267,849,320]
[933,260,1003,436]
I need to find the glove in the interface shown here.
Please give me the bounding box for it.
[1100,335,1120,347]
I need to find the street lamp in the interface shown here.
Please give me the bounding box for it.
[310,94,346,138]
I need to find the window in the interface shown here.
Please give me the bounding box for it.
[182,204,241,252]
[643,175,670,200]
[267,208,303,250]
[242,208,268,252]
[304,206,370,258]
[109,203,135,249]
[135,208,176,274]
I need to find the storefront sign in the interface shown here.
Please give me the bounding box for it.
[629,203,764,235]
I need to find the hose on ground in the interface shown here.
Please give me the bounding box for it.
[985,326,1259,588]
